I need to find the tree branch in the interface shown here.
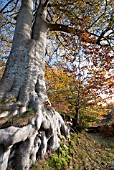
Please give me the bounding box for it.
[96,27,110,45]
[0,0,13,12]
[39,0,49,7]
[48,23,83,35]
[48,23,112,46]
[48,23,98,44]
[2,0,19,14]
[43,0,49,7]
[87,0,107,30]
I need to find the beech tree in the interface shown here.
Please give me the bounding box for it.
[0,0,113,169]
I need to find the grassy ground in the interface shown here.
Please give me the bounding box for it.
[31,133,114,170]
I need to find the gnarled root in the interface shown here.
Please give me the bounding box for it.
[0,97,69,170]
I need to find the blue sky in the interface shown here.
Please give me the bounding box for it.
[0,0,8,10]
[0,0,7,4]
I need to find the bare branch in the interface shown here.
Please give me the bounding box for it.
[0,0,13,12]
[96,27,110,45]
[88,13,105,29]
[39,0,49,7]
[44,0,49,7]
[2,0,19,14]
[88,0,108,30]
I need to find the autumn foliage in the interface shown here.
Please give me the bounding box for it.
[99,125,114,137]
[45,63,113,130]
[1,0,114,128]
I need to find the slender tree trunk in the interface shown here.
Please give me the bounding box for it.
[0,1,69,169]
[73,108,80,129]
[73,93,80,132]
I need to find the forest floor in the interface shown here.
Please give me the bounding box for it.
[31,132,114,170]
[0,102,113,170]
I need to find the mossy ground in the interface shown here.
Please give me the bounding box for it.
[31,133,114,170]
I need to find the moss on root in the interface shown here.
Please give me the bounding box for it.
[0,109,35,128]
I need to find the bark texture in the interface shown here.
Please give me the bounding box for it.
[0,0,69,169]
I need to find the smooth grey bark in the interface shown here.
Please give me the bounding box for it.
[0,0,69,170]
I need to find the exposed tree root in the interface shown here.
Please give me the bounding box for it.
[0,93,69,170]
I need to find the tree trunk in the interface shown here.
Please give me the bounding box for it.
[72,94,80,132]
[72,108,80,132]
[0,1,69,169]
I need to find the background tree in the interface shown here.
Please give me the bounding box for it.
[45,63,111,131]
[0,0,114,170]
